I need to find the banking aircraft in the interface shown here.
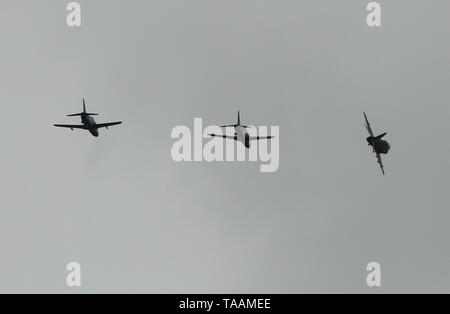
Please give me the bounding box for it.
[208,111,274,148]
[364,112,390,175]
[54,99,122,137]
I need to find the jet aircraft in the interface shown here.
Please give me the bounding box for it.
[54,99,122,137]
[208,111,274,148]
[364,112,390,175]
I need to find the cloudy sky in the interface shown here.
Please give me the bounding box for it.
[1,0,449,293]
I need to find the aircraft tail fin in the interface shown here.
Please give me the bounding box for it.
[67,98,98,116]
[221,110,253,128]
[375,132,387,139]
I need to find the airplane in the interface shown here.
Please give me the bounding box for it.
[364,112,390,175]
[208,110,274,148]
[54,99,122,137]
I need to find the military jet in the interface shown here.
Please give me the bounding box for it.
[208,111,274,148]
[54,99,122,137]
[364,112,390,175]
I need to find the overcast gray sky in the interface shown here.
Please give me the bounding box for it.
[1,0,450,293]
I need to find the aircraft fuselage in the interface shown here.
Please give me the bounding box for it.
[235,126,251,148]
[81,114,99,137]
[367,137,390,154]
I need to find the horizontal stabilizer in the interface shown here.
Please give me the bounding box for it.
[67,112,98,117]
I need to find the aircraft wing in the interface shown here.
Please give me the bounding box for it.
[364,112,374,137]
[376,152,385,175]
[54,124,86,130]
[208,133,237,140]
[249,136,274,141]
[95,122,122,129]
